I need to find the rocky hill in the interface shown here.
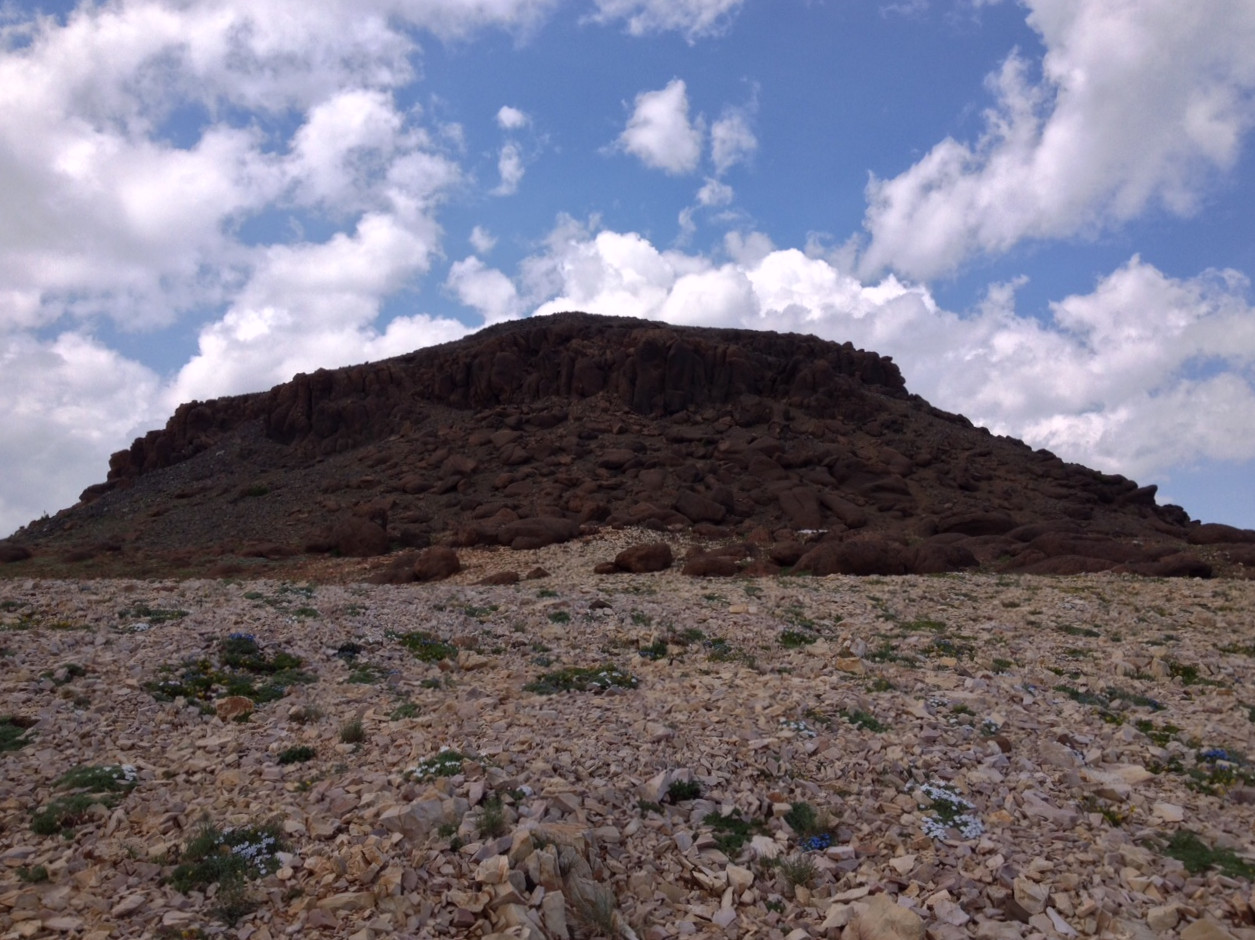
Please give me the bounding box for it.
[4,312,1254,580]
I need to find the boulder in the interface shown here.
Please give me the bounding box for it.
[1187,522,1255,545]
[673,490,727,525]
[682,552,742,577]
[795,539,910,576]
[845,894,925,940]
[935,511,1017,537]
[368,552,419,584]
[413,546,461,582]
[909,540,979,574]
[215,696,255,722]
[769,541,807,566]
[778,486,823,530]
[614,542,674,573]
[1122,553,1213,579]
[329,516,389,557]
[476,571,520,585]
[496,517,579,550]
[0,542,31,563]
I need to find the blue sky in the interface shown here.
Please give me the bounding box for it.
[3,0,1255,538]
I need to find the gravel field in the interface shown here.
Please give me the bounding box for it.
[2,533,1255,940]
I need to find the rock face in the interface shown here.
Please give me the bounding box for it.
[7,312,1253,579]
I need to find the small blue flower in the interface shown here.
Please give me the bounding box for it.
[1199,748,1232,763]
[801,833,833,851]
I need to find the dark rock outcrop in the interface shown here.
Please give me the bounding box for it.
[8,312,1235,579]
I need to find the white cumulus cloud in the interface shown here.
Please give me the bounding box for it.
[496,105,530,130]
[446,256,523,323]
[470,225,498,254]
[860,0,1255,280]
[710,107,757,175]
[617,79,704,175]
[493,142,526,195]
[587,0,746,41]
[523,221,1255,487]
[0,331,163,538]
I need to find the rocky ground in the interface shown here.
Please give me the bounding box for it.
[2,531,1255,940]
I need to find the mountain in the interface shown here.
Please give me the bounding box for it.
[5,312,1254,579]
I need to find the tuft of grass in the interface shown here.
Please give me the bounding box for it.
[394,630,457,663]
[32,764,138,836]
[548,610,571,625]
[16,865,49,883]
[638,639,669,661]
[389,701,420,720]
[778,630,817,649]
[900,618,947,633]
[1057,624,1101,637]
[703,809,765,856]
[169,818,284,925]
[338,719,365,744]
[666,779,702,802]
[705,637,757,668]
[777,853,817,888]
[784,801,821,837]
[118,603,189,624]
[346,662,386,684]
[866,640,917,667]
[410,749,469,779]
[277,745,316,765]
[146,634,314,708]
[1165,660,1221,687]
[1,715,36,753]
[1161,829,1255,879]
[477,795,508,839]
[524,664,638,694]
[572,883,620,936]
[32,793,101,836]
[841,708,887,733]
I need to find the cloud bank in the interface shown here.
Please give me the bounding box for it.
[1,0,1254,537]
[860,0,1255,279]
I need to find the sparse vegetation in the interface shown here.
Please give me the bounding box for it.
[524,664,638,694]
[1,715,35,752]
[338,718,366,744]
[394,630,457,663]
[666,779,702,802]
[778,629,816,649]
[1161,829,1255,879]
[32,764,138,836]
[169,818,284,925]
[777,853,817,888]
[410,749,469,779]
[703,809,764,856]
[277,745,316,765]
[146,633,314,708]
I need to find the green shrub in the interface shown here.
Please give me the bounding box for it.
[410,749,469,779]
[32,764,138,836]
[389,701,420,720]
[702,809,764,856]
[0,715,36,753]
[524,664,638,694]
[478,795,508,839]
[778,630,816,649]
[394,631,457,663]
[666,779,702,802]
[277,745,316,765]
[170,819,284,924]
[1161,829,1255,879]
[339,719,366,744]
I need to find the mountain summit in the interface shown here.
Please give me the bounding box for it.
[6,312,1253,578]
